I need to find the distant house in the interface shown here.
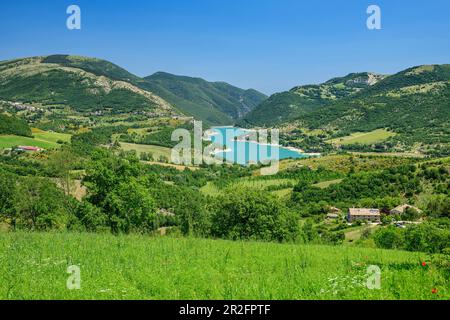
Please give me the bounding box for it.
[325,207,341,220]
[328,206,341,214]
[347,208,381,223]
[326,213,339,220]
[390,204,422,215]
[16,146,42,152]
[157,208,175,217]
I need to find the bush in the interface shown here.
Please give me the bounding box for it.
[13,177,70,230]
[211,189,299,242]
[403,223,450,253]
[373,226,404,249]
[73,200,108,232]
[104,179,157,234]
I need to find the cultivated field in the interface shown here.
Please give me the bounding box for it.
[327,129,396,145]
[0,232,446,300]
[200,178,296,197]
[279,154,418,173]
[0,130,71,149]
[119,142,172,159]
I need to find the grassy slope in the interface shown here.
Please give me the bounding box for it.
[0,131,71,149]
[278,154,418,174]
[0,232,446,300]
[200,178,296,197]
[312,179,344,189]
[327,129,396,145]
[119,142,172,159]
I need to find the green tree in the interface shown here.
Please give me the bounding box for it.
[211,189,299,242]
[373,226,404,249]
[47,148,77,196]
[73,200,108,232]
[0,169,17,225]
[401,207,421,221]
[13,177,69,230]
[104,178,157,233]
[83,149,142,206]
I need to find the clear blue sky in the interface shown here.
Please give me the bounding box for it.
[0,0,449,94]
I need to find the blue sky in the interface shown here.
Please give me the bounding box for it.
[0,0,449,94]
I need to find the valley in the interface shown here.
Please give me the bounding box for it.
[0,55,449,301]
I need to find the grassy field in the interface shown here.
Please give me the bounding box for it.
[0,232,447,300]
[279,154,418,174]
[120,142,172,160]
[200,178,296,197]
[33,131,72,144]
[327,129,396,145]
[313,179,344,189]
[0,131,72,149]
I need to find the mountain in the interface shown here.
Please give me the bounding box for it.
[306,65,450,147]
[242,65,450,150]
[0,55,266,125]
[240,72,385,126]
[0,55,175,115]
[142,72,267,125]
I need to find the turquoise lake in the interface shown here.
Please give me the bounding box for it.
[210,127,310,165]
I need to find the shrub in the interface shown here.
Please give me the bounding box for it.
[211,189,299,242]
[373,226,404,249]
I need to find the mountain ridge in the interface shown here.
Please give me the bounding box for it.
[142,71,267,125]
[242,64,450,153]
[0,55,267,125]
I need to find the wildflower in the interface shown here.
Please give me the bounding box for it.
[421,261,427,267]
[431,288,438,294]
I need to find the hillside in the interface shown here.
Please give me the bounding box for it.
[0,114,32,137]
[240,72,384,126]
[143,72,267,125]
[242,65,450,152]
[0,55,175,115]
[303,65,450,148]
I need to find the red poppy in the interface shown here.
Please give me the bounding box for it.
[421,261,427,267]
[432,288,438,294]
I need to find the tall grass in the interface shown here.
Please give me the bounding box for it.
[0,232,447,300]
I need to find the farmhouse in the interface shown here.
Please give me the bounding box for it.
[390,204,422,215]
[347,208,380,223]
[326,213,339,220]
[329,206,341,213]
[16,146,42,152]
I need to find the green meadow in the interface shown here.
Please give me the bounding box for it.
[327,129,396,145]
[0,131,71,149]
[119,142,172,159]
[0,232,447,300]
[200,178,296,197]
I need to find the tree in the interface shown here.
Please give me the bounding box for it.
[83,149,142,207]
[373,226,404,249]
[211,189,299,242]
[0,169,17,225]
[47,148,77,196]
[73,200,108,232]
[401,207,421,221]
[104,178,157,233]
[403,223,450,253]
[174,187,210,237]
[13,177,69,230]
[425,195,450,218]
